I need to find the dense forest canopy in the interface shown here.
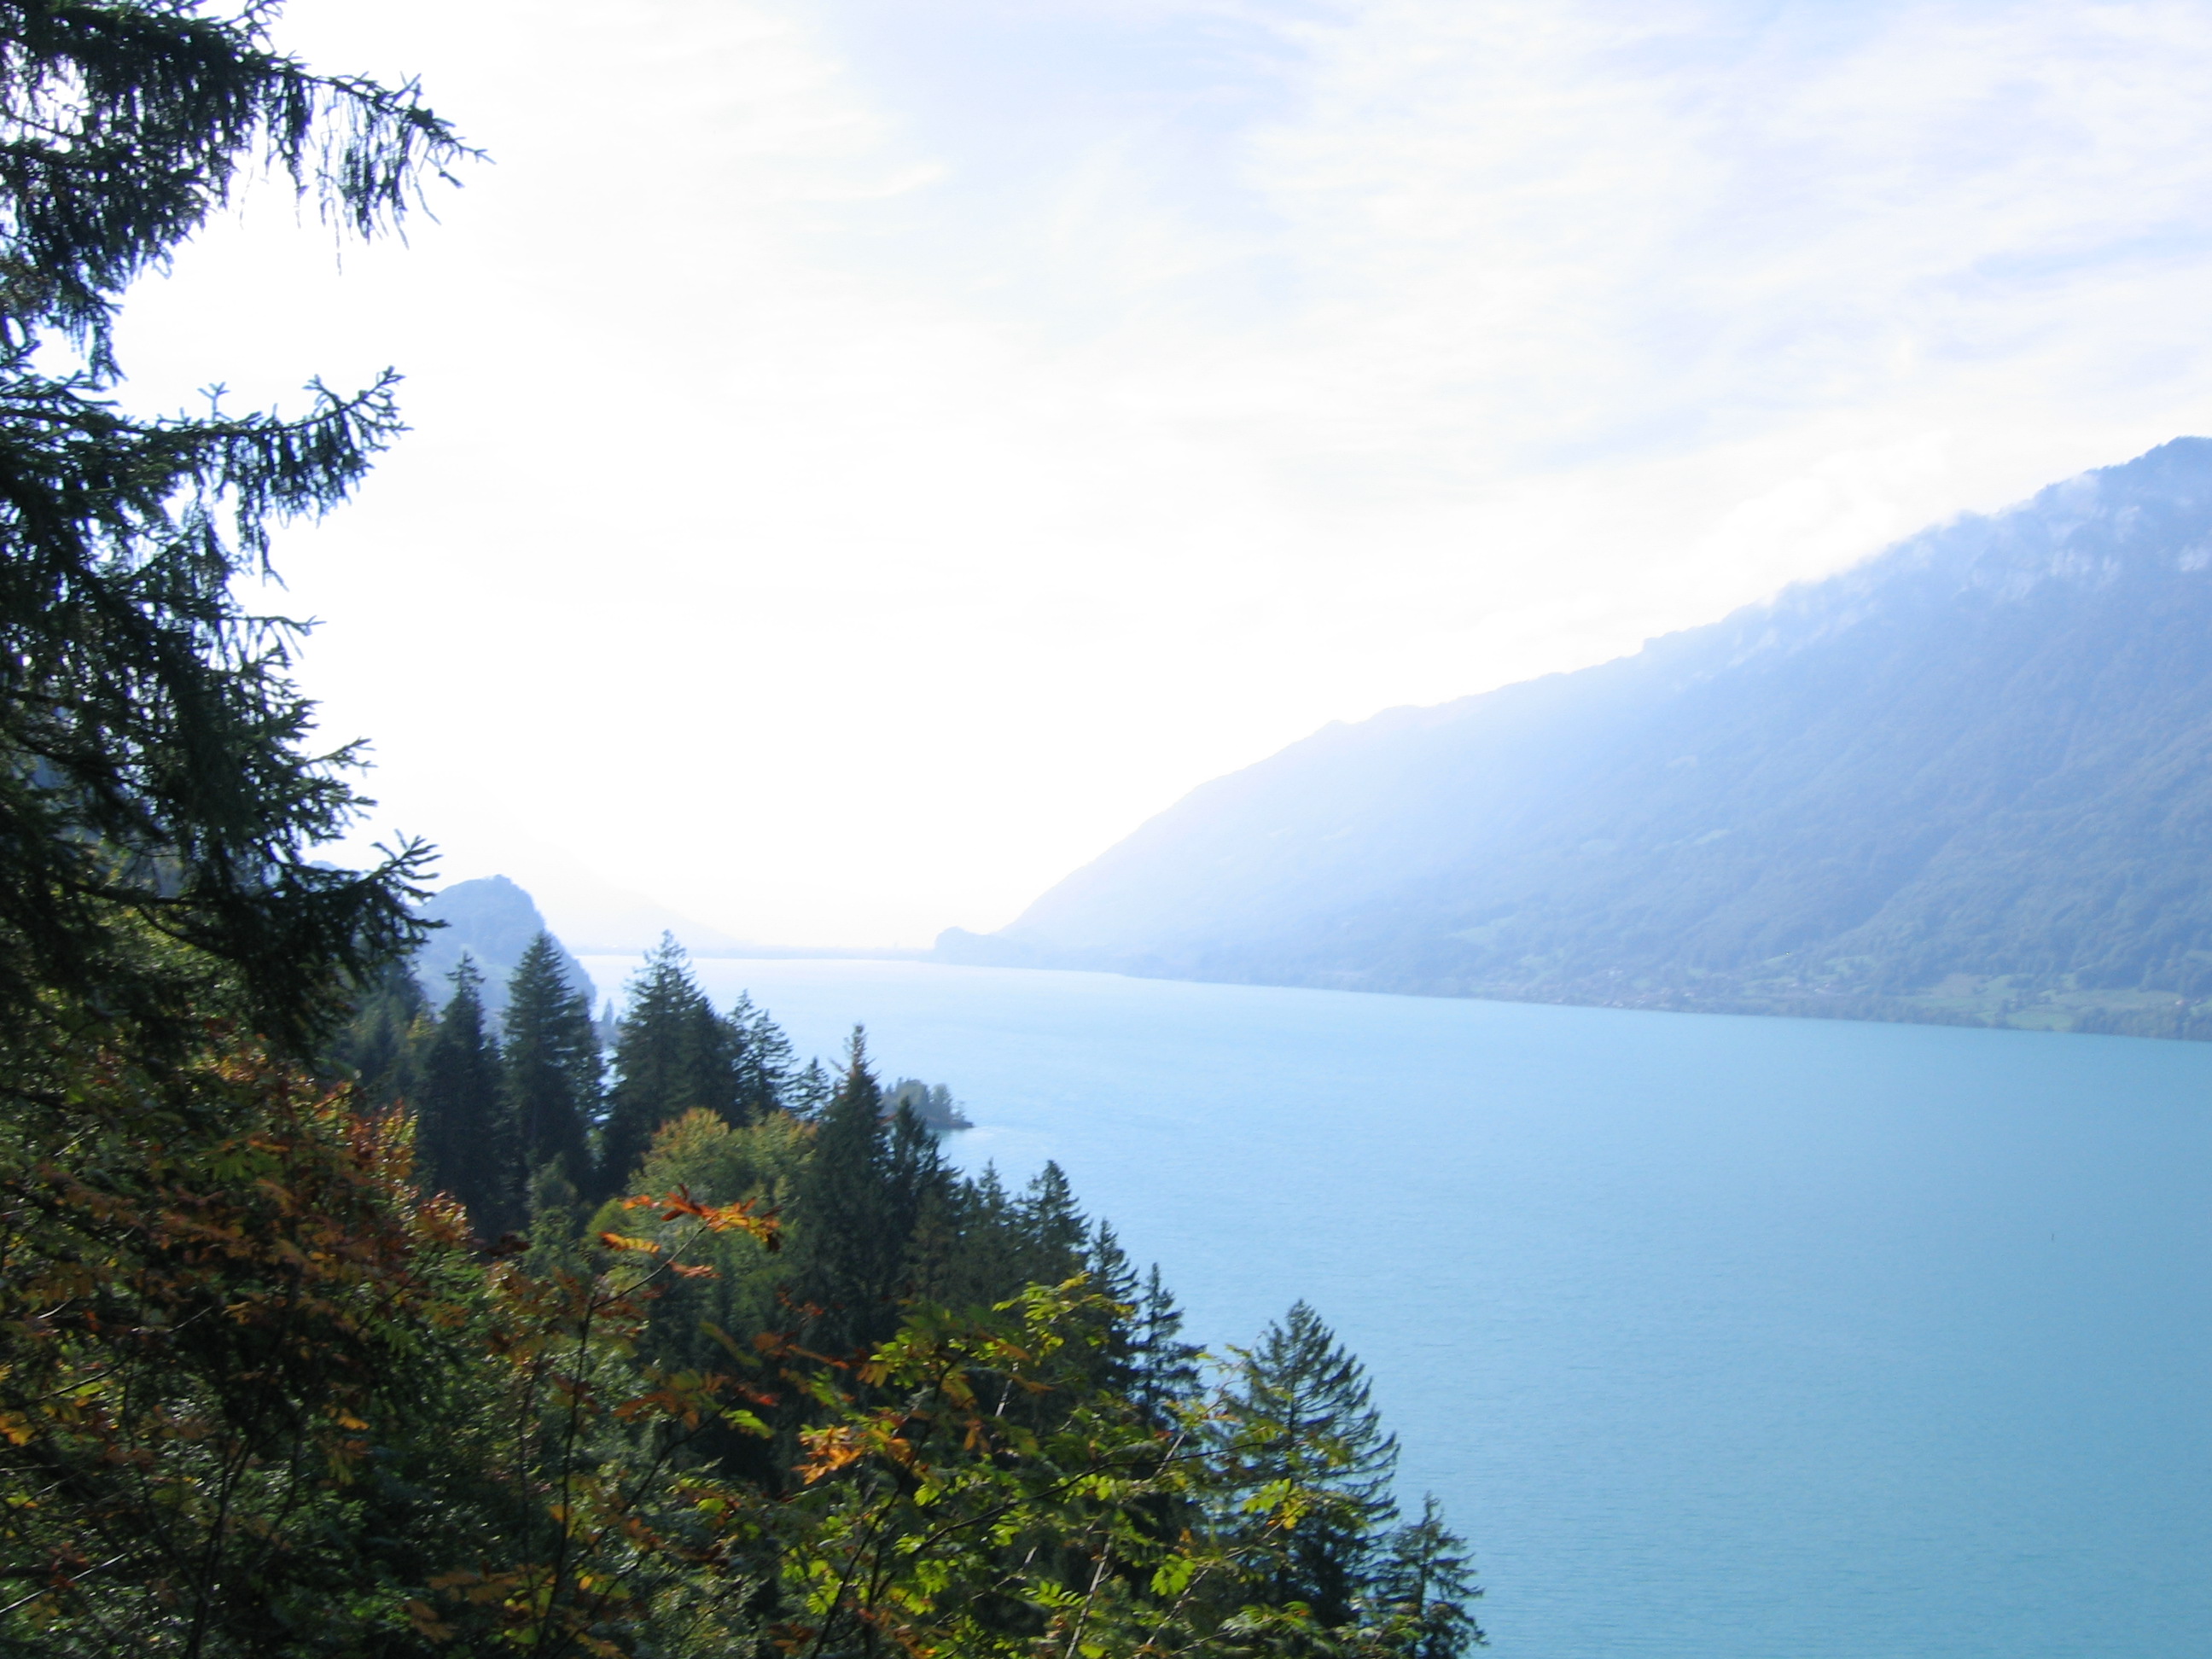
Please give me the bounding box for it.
[0,7,1483,1656]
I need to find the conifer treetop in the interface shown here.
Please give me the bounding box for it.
[0,0,474,1053]
[0,0,473,371]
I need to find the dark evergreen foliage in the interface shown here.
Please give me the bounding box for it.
[785,1053,833,1118]
[789,1031,907,1351]
[597,934,732,1195]
[0,0,466,364]
[1376,1495,1487,1656]
[1130,1260,1204,1425]
[777,1035,1121,1360]
[1083,1221,1151,1400]
[594,1079,1485,1655]
[1218,1301,1403,1625]
[498,931,599,1191]
[325,952,426,1110]
[725,987,796,1119]
[593,936,803,1197]
[412,957,513,1239]
[1017,1157,1086,1269]
[903,1158,1015,1313]
[0,14,1498,1650]
[0,0,471,1058]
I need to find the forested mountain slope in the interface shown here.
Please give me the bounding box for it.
[943,439,2212,1038]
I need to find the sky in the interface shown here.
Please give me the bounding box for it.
[110,0,2212,948]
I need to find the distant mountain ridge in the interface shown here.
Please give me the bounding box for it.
[942,438,2212,1039]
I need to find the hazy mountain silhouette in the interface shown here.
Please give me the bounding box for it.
[416,876,598,1015]
[942,439,2212,1039]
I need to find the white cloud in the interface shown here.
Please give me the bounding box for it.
[110,0,2212,946]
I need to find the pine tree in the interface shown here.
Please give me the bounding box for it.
[884,1097,950,1237]
[499,933,599,1192]
[790,1030,908,1353]
[598,934,727,1195]
[1087,1220,1140,1313]
[786,1056,834,1119]
[1016,1160,1087,1284]
[725,989,795,1120]
[1217,1301,1402,1627]
[328,955,428,1111]
[1080,1220,1144,1396]
[0,0,470,1061]
[1130,1262,1202,1428]
[413,958,513,1240]
[1372,1494,1487,1658]
[907,1161,1020,1313]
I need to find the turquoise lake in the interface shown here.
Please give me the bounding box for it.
[578,957,2212,1658]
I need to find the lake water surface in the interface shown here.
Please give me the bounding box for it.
[578,957,2212,1659]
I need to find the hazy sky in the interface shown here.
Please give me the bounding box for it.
[114,0,2212,946]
